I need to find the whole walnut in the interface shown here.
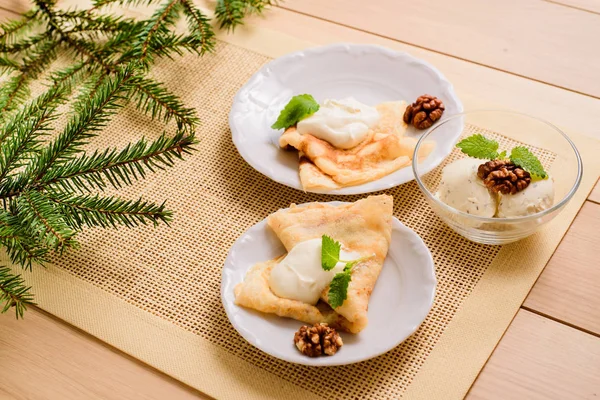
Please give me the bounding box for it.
[403,94,445,130]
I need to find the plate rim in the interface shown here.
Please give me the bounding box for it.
[229,42,464,195]
[220,201,437,366]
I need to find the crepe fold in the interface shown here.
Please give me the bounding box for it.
[234,195,393,333]
[279,101,434,191]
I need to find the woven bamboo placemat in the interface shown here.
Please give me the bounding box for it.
[5,13,600,400]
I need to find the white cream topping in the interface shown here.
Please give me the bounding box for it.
[296,97,380,149]
[268,238,358,305]
[437,158,497,217]
[497,177,555,218]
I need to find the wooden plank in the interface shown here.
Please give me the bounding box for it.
[0,0,27,14]
[589,180,600,204]
[546,0,600,14]
[0,308,209,400]
[467,309,600,399]
[524,201,600,335]
[279,0,600,98]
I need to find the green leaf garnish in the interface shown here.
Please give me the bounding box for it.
[498,150,507,159]
[328,271,352,309]
[320,235,374,308]
[321,235,341,271]
[271,94,319,130]
[456,134,500,159]
[510,146,547,179]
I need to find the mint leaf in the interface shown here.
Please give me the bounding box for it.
[321,236,374,307]
[498,150,507,159]
[510,146,547,179]
[328,271,352,309]
[271,94,319,130]
[456,134,500,160]
[321,235,341,271]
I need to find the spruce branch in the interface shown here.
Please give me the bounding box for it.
[91,0,164,10]
[0,0,277,319]
[17,190,78,252]
[101,20,147,53]
[0,33,50,54]
[135,0,183,64]
[40,131,196,193]
[0,211,48,269]
[180,0,215,55]
[0,38,59,117]
[215,0,277,31]
[30,66,136,180]
[47,60,94,94]
[0,266,35,319]
[57,11,137,35]
[48,192,171,229]
[129,75,199,129]
[0,88,66,183]
[0,56,20,75]
[0,11,38,44]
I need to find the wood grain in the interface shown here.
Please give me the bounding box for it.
[589,181,600,204]
[545,0,600,14]
[0,307,209,400]
[524,201,600,335]
[467,309,600,399]
[0,0,27,14]
[280,0,600,98]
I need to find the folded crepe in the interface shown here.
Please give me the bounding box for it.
[280,101,435,191]
[234,195,393,333]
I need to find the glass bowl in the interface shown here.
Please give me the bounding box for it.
[412,110,582,245]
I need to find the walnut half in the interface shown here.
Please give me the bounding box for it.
[294,323,343,357]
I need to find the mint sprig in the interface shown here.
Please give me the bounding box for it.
[271,94,319,130]
[456,134,547,179]
[320,235,372,309]
[456,134,500,159]
[510,146,547,179]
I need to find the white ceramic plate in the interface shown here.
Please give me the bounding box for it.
[221,202,436,366]
[229,43,463,195]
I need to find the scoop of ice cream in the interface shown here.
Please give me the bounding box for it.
[437,158,496,217]
[496,177,554,218]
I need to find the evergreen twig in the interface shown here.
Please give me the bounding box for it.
[48,192,171,229]
[0,0,276,318]
[215,0,276,31]
[0,266,35,319]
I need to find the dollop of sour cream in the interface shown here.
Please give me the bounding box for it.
[296,97,380,149]
[269,238,358,305]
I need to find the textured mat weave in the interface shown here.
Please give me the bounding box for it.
[43,42,539,398]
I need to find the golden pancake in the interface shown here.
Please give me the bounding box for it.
[234,195,393,333]
[280,101,435,190]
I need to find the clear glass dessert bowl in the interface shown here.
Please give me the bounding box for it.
[412,110,582,245]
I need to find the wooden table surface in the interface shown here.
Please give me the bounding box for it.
[1,1,600,399]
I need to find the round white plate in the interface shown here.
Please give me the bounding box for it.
[229,43,463,195]
[221,202,437,366]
